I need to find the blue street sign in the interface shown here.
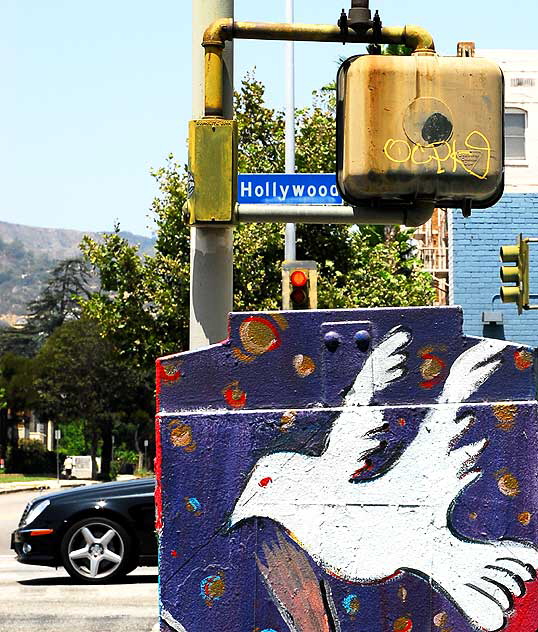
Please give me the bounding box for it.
[238,173,343,205]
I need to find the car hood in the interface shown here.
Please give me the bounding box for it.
[36,478,155,504]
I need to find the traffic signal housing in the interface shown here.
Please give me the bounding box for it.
[282,261,318,310]
[337,53,504,219]
[500,235,529,314]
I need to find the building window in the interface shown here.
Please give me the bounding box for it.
[505,108,526,160]
[511,77,535,88]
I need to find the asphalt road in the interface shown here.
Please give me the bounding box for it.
[0,490,159,632]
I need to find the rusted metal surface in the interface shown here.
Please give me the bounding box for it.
[200,19,435,117]
[337,54,504,211]
[187,118,237,224]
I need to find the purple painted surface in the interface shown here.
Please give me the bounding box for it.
[156,307,538,632]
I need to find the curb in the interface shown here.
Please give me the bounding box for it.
[0,480,94,495]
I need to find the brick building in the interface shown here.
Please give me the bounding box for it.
[450,48,538,346]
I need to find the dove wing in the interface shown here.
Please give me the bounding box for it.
[322,326,411,472]
[344,325,411,407]
[383,338,509,506]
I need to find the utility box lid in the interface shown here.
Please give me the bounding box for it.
[337,54,504,210]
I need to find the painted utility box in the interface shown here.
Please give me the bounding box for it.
[156,307,538,632]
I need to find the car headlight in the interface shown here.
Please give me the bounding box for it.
[21,499,50,527]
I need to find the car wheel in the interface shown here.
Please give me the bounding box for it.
[60,517,132,583]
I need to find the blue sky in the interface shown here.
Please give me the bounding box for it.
[3,0,537,236]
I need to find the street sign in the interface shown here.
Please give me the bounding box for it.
[238,173,342,205]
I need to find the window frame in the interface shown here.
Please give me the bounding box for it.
[504,107,527,163]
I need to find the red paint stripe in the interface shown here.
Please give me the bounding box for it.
[155,360,162,413]
[504,578,538,632]
[154,414,163,532]
[154,359,163,532]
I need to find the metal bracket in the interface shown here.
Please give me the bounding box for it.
[338,9,349,43]
[348,0,372,31]
[368,10,383,55]
[523,237,538,310]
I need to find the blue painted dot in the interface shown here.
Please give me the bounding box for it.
[186,497,202,512]
[342,593,360,615]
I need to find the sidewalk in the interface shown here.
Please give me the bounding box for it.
[0,478,96,494]
[0,473,138,494]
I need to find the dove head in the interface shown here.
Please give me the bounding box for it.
[229,452,296,530]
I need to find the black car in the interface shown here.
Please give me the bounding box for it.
[11,478,157,583]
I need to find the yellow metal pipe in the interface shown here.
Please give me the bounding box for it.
[201,20,436,116]
[204,45,224,117]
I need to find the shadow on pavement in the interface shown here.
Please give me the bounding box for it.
[18,573,158,586]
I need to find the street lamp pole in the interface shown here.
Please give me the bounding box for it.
[190,0,234,349]
[284,0,296,261]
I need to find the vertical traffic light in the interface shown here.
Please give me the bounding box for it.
[282,261,318,310]
[500,234,529,314]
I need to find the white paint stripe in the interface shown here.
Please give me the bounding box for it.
[161,609,187,632]
[157,400,537,417]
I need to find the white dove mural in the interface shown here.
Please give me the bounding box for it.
[230,326,538,632]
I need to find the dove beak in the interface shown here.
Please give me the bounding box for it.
[228,504,245,531]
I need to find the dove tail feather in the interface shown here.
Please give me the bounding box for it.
[481,576,515,609]
[257,531,334,632]
[319,580,340,632]
[465,582,509,617]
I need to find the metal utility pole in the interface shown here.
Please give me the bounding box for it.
[190,0,234,349]
[284,0,296,261]
[55,428,61,484]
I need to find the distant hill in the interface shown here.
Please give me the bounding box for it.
[0,221,155,325]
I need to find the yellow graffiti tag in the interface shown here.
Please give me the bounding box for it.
[383,131,492,180]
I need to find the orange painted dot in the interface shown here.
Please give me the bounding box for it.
[433,612,448,627]
[514,350,533,371]
[397,418,406,427]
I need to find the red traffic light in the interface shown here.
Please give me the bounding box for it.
[290,270,308,287]
[282,260,317,310]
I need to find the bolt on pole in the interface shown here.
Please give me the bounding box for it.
[190,0,234,350]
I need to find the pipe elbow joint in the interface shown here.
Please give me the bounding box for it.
[203,18,234,48]
[403,25,435,53]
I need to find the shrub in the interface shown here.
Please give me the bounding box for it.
[6,439,56,474]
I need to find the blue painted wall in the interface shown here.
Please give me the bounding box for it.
[452,193,538,345]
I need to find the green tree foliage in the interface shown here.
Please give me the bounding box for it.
[57,418,87,456]
[366,43,412,56]
[81,72,434,370]
[27,258,92,335]
[234,74,434,312]
[34,319,151,480]
[6,439,56,475]
[0,258,92,357]
[0,353,38,459]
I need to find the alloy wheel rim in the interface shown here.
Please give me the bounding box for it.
[67,522,124,579]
